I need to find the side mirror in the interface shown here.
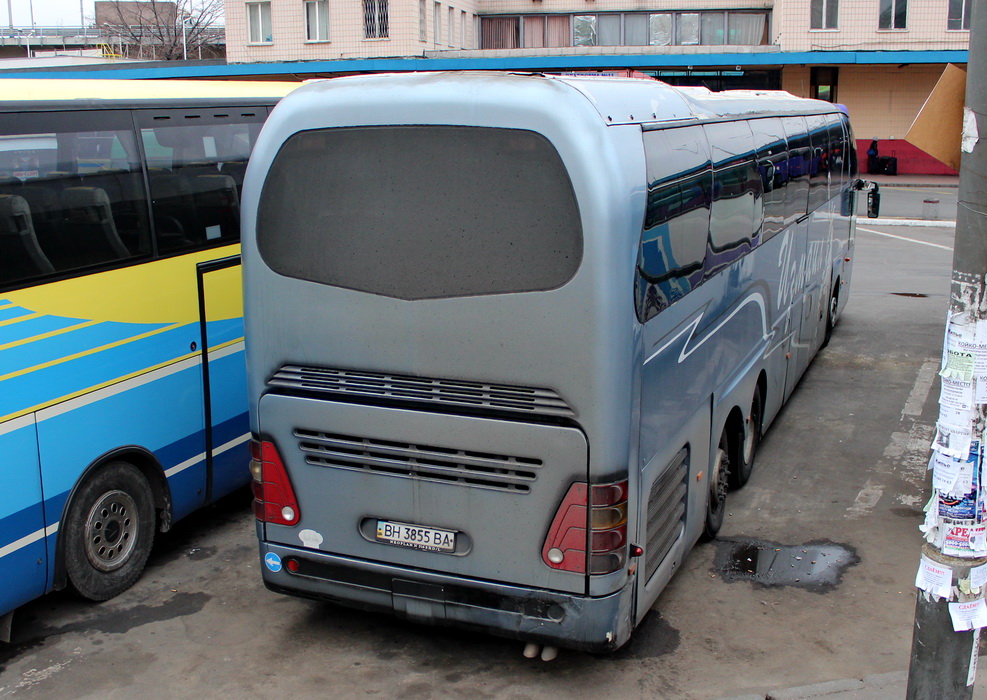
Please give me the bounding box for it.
[867,189,881,219]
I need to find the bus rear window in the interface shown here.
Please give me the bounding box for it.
[256,126,583,300]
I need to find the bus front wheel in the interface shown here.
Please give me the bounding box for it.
[64,462,155,601]
[703,428,730,539]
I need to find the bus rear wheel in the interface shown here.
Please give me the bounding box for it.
[64,462,155,601]
[703,428,730,539]
[823,279,840,348]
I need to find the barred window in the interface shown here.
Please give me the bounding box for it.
[364,0,389,38]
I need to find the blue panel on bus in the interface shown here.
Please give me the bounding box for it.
[207,318,245,349]
[0,324,199,418]
[0,305,34,322]
[0,314,85,346]
[0,421,48,613]
[0,320,172,376]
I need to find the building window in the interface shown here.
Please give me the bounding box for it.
[483,11,767,49]
[246,1,272,43]
[449,6,455,45]
[461,11,467,47]
[364,0,388,38]
[810,0,839,29]
[879,0,907,29]
[305,1,329,41]
[810,66,838,102]
[434,2,442,43]
[420,0,426,40]
[948,0,972,29]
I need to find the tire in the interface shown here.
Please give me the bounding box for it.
[703,428,730,540]
[64,461,155,601]
[729,386,763,490]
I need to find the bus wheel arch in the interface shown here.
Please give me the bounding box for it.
[54,448,171,596]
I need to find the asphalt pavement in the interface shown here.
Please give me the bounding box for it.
[0,176,971,700]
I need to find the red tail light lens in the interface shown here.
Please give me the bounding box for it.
[542,478,629,575]
[250,437,300,526]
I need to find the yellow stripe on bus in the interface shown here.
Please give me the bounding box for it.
[0,312,41,328]
[2,245,243,325]
[0,320,100,353]
[0,323,184,384]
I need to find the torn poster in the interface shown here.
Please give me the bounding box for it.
[937,444,982,522]
[972,562,987,590]
[921,493,939,542]
[933,446,978,499]
[916,555,953,598]
[940,523,987,558]
[944,320,977,381]
[949,598,987,631]
[970,629,981,686]
[935,408,976,458]
[974,321,987,403]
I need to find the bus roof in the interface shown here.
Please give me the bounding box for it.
[0,78,303,108]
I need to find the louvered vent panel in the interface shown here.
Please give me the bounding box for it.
[645,450,689,581]
[269,365,575,418]
[294,428,542,493]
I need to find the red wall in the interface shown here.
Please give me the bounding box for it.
[856,138,958,176]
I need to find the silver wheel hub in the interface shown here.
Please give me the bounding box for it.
[84,490,139,572]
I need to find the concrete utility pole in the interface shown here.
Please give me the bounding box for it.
[907,0,987,697]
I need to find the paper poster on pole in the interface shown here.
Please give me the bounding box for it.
[941,376,975,411]
[916,555,953,598]
[933,450,963,494]
[971,562,987,590]
[974,321,987,402]
[949,598,987,631]
[935,408,975,458]
[944,320,977,381]
[940,523,987,557]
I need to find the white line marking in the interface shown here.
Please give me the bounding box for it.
[902,359,939,419]
[847,479,884,518]
[857,226,953,251]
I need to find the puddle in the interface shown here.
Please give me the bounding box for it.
[714,538,859,593]
[891,292,929,298]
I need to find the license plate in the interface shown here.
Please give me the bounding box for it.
[375,520,456,553]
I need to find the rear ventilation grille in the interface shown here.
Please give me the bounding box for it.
[269,365,575,418]
[294,428,542,493]
[645,448,688,581]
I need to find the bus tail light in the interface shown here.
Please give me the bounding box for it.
[542,479,628,575]
[250,438,300,526]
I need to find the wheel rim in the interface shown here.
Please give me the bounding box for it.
[84,490,139,572]
[830,290,839,326]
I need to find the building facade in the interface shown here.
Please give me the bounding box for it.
[223,0,972,174]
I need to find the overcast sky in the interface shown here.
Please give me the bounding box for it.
[2,1,225,27]
[3,0,96,27]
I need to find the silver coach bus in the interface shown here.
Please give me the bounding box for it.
[241,72,864,654]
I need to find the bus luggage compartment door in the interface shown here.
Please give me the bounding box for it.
[257,394,588,595]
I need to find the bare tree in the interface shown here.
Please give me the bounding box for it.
[95,0,225,61]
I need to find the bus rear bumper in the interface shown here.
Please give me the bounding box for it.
[259,542,635,653]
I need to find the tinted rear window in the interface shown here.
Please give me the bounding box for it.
[257,126,582,300]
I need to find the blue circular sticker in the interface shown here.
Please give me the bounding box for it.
[264,552,282,572]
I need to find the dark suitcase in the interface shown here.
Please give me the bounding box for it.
[880,152,898,175]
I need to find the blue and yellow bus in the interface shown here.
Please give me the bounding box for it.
[0,79,299,634]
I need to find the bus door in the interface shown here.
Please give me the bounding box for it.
[781,117,812,400]
[196,256,250,502]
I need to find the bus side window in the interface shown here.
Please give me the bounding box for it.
[806,114,831,212]
[141,119,262,253]
[637,126,711,322]
[0,112,151,289]
[781,117,810,226]
[704,121,760,279]
[750,117,788,242]
[825,114,848,194]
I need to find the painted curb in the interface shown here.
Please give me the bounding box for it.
[862,218,956,228]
